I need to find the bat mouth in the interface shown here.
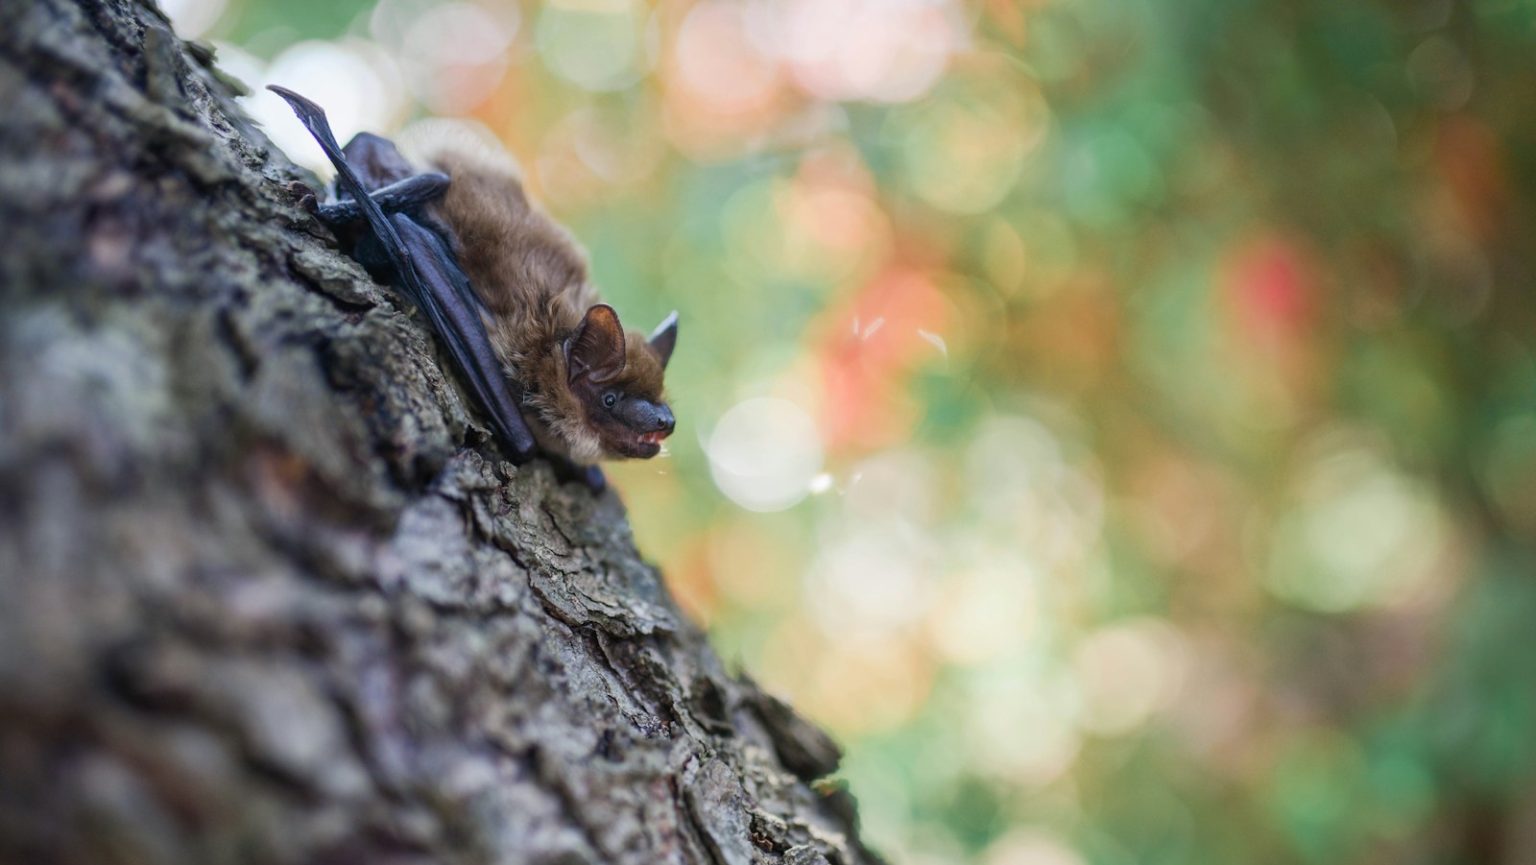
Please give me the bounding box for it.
[616,429,669,459]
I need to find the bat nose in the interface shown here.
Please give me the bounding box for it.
[653,406,675,435]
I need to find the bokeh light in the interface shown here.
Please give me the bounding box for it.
[707,396,823,512]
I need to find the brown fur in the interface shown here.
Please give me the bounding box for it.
[424,148,669,463]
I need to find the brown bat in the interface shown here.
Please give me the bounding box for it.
[269,86,677,490]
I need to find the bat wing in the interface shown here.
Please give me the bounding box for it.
[269,86,537,462]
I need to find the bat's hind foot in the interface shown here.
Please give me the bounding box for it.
[547,455,607,493]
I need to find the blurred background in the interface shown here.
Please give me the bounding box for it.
[163,0,1536,861]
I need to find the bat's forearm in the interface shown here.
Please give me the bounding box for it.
[316,173,450,226]
[392,215,538,460]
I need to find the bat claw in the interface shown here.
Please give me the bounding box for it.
[286,181,320,213]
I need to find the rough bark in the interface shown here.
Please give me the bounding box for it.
[0,2,877,864]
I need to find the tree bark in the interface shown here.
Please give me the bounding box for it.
[0,3,878,864]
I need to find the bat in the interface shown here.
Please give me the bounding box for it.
[269,86,678,491]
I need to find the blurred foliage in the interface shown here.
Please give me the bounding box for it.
[174,0,1536,861]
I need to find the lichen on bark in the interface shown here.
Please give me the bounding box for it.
[0,2,879,863]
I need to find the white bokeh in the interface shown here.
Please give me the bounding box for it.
[707,397,824,512]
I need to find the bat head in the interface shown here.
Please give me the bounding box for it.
[564,304,678,459]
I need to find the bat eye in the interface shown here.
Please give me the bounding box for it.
[603,392,617,408]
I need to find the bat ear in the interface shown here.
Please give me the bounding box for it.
[567,304,627,384]
[648,311,678,369]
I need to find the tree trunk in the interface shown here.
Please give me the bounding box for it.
[0,3,877,864]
